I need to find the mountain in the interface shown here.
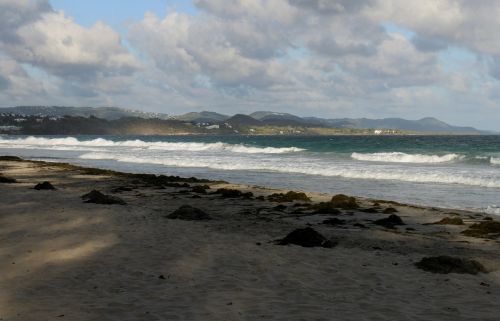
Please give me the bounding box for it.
[225,114,263,126]
[0,106,170,120]
[249,111,311,126]
[314,117,480,133]
[175,111,229,123]
[0,106,485,134]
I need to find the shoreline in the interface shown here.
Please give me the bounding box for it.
[1,157,499,320]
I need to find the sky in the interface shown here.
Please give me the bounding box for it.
[0,0,499,130]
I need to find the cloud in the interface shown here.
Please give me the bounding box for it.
[0,0,140,86]
[0,0,499,129]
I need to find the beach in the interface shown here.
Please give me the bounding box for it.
[1,158,499,321]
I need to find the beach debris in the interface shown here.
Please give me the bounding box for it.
[322,218,346,225]
[0,156,22,161]
[330,194,358,209]
[81,190,126,205]
[461,221,500,239]
[382,207,398,214]
[374,214,405,228]
[166,205,211,220]
[0,174,16,183]
[268,191,311,202]
[191,185,210,194]
[415,256,487,274]
[214,188,253,198]
[34,181,56,190]
[275,227,335,248]
[432,217,464,225]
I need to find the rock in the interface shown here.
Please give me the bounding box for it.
[0,174,16,183]
[322,218,345,225]
[255,196,265,201]
[275,227,335,248]
[374,214,405,228]
[191,185,210,194]
[330,194,358,209]
[382,207,398,214]
[34,181,56,190]
[354,223,367,228]
[461,221,500,239]
[268,191,311,202]
[166,205,211,220]
[111,186,133,193]
[273,204,287,211]
[81,190,126,205]
[361,207,379,213]
[214,188,253,198]
[311,202,342,214]
[432,217,464,225]
[165,182,190,188]
[0,156,22,161]
[415,256,487,274]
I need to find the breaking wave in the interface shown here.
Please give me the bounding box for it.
[491,157,500,165]
[78,152,500,188]
[0,136,304,154]
[351,152,463,163]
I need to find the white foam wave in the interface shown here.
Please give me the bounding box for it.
[351,152,462,163]
[0,136,303,154]
[78,152,500,188]
[485,206,500,216]
[491,157,500,165]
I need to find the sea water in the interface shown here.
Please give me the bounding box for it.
[1,135,499,215]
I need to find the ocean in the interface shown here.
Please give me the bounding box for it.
[1,135,499,215]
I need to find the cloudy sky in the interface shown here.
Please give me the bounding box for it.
[1,0,499,129]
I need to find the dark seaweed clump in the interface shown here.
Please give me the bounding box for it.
[267,191,311,203]
[415,256,487,274]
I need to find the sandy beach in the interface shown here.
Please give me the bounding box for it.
[1,158,499,321]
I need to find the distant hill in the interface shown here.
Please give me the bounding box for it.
[312,117,481,133]
[0,106,485,134]
[0,106,171,120]
[225,114,263,126]
[250,111,311,126]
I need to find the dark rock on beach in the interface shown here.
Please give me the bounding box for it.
[191,185,210,194]
[215,188,253,198]
[34,181,56,190]
[322,218,346,225]
[311,202,342,215]
[374,214,405,228]
[330,194,358,209]
[0,156,22,161]
[415,256,487,275]
[275,227,335,248]
[273,204,287,211]
[81,190,126,205]
[166,205,211,221]
[461,221,500,239]
[268,191,311,202]
[382,207,398,214]
[111,186,134,193]
[432,217,464,225]
[0,174,17,183]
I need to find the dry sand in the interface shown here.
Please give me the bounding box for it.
[0,159,499,321]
